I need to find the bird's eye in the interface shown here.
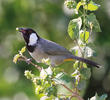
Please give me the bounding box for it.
[29,30,32,33]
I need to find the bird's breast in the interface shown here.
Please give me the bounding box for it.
[29,46,48,63]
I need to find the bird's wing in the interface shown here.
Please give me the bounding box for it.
[39,38,72,55]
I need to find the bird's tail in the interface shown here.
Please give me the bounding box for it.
[66,55,101,68]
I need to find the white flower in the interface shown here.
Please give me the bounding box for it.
[40,68,47,79]
[40,67,53,79]
[45,67,53,75]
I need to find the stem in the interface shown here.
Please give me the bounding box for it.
[79,3,88,67]
[60,83,74,93]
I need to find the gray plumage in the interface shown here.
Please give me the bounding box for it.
[30,38,100,68]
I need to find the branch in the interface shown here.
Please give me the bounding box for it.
[60,83,74,93]
[60,83,84,100]
[18,56,42,71]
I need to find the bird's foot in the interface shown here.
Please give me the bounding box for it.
[26,58,33,64]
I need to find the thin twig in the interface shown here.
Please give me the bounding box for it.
[60,83,74,93]
[59,83,84,100]
[58,94,72,96]
[18,56,42,71]
[61,84,84,100]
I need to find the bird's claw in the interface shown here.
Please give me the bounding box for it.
[26,58,32,64]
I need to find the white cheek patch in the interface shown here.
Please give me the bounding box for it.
[28,33,38,46]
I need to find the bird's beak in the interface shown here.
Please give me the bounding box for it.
[16,27,26,33]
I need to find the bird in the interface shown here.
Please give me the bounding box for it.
[16,27,100,68]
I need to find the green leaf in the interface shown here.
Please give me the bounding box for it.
[68,21,79,39]
[80,31,89,43]
[80,68,91,79]
[73,61,79,69]
[71,47,79,56]
[84,1,100,11]
[82,63,87,68]
[76,2,83,11]
[71,69,79,77]
[54,72,74,95]
[68,17,82,39]
[85,13,101,32]
[55,72,73,83]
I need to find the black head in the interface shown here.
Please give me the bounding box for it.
[17,28,39,45]
[17,28,39,52]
